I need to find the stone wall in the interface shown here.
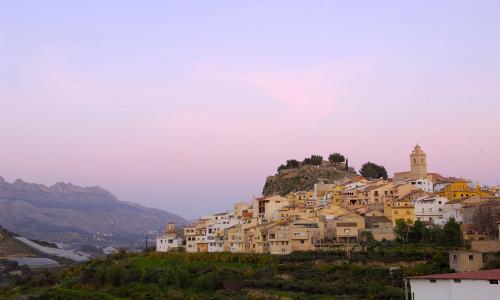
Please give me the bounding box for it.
[470,240,500,253]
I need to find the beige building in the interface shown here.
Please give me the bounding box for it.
[233,202,251,219]
[245,224,269,253]
[252,195,289,223]
[331,213,365,243]
[267,219,320,254]
[184,224,198,253]
[364,216,395,241]
[224,224,247,253]
[449,251,484,272]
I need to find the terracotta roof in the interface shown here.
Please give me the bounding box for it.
[408,269,500,280]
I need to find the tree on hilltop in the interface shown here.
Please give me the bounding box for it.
[359,162,388,179]
[328,153,345,163]
[285,159,300,169]
[303,155,323,166]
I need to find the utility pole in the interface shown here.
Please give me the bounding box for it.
[145,235,148,250]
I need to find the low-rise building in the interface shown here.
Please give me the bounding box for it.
[384,199,414,226]
[267,218,320,254]
[435,180,494,200]
[443,199,465,224]
[449,251,484,272]
[407,178,434,192]
[364,216,395,241]
[156,224,184,252]
[184,224,197,253]
[414,196,448,225]
[252,195,289,223]
[407,269,500,300]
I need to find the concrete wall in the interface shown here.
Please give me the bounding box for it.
[410,279,500,300]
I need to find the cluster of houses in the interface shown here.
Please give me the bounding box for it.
[157,145,500,255]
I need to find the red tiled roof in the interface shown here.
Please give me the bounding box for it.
[408,269,500,280]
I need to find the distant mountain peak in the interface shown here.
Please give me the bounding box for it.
[0,176,187,248]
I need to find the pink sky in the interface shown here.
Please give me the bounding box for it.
[1,1,499,218]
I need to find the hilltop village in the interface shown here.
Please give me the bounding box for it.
[157,145,500,255]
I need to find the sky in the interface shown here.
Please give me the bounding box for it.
[0,1,499,219]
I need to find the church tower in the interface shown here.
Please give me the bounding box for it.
[410,144,427,178]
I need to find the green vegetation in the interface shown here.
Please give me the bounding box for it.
[277,159,301,172]
[394,219,463,248]
[482,252,500,270]
[2,245,454,300]
[303,155,323,166]
[328,153,345,163]
[359,162,388,179]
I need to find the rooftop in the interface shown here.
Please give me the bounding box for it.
[408,269,500,280]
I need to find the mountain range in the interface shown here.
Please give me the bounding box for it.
[0,177,186,248]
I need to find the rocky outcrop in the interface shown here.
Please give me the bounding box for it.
[0,177,187,247]
[262,164,356,196]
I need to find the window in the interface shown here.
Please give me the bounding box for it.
[430,279,436,283]
[300,240,305,244]
[452,254,457,263]
[489,280,498,284]
[454,279,461,283]
[468,255,474,261]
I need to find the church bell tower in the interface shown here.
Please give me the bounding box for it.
[410,144,427,178]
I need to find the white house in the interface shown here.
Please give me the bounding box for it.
[407,269,500,300]
[345,181,367,190]
[156,224,184,252]
[205,212,242,252]
[414,196,448,225]
[443,199,464,224]
[408,178,434,192]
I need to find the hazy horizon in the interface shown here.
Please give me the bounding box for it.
[1,1,499,219]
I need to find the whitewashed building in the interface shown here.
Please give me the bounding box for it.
[205,212,242,252]
[407,269,500,300]
[443,199,464,224]
[156,224,184,252]
[408,178,434,192]
[345,181,367,190]
[414,196,449,225]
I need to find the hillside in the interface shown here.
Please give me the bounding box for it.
[263,162,356,196]
[0,177,187,248]
[0,227,41,259]
[0,246,453,299]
